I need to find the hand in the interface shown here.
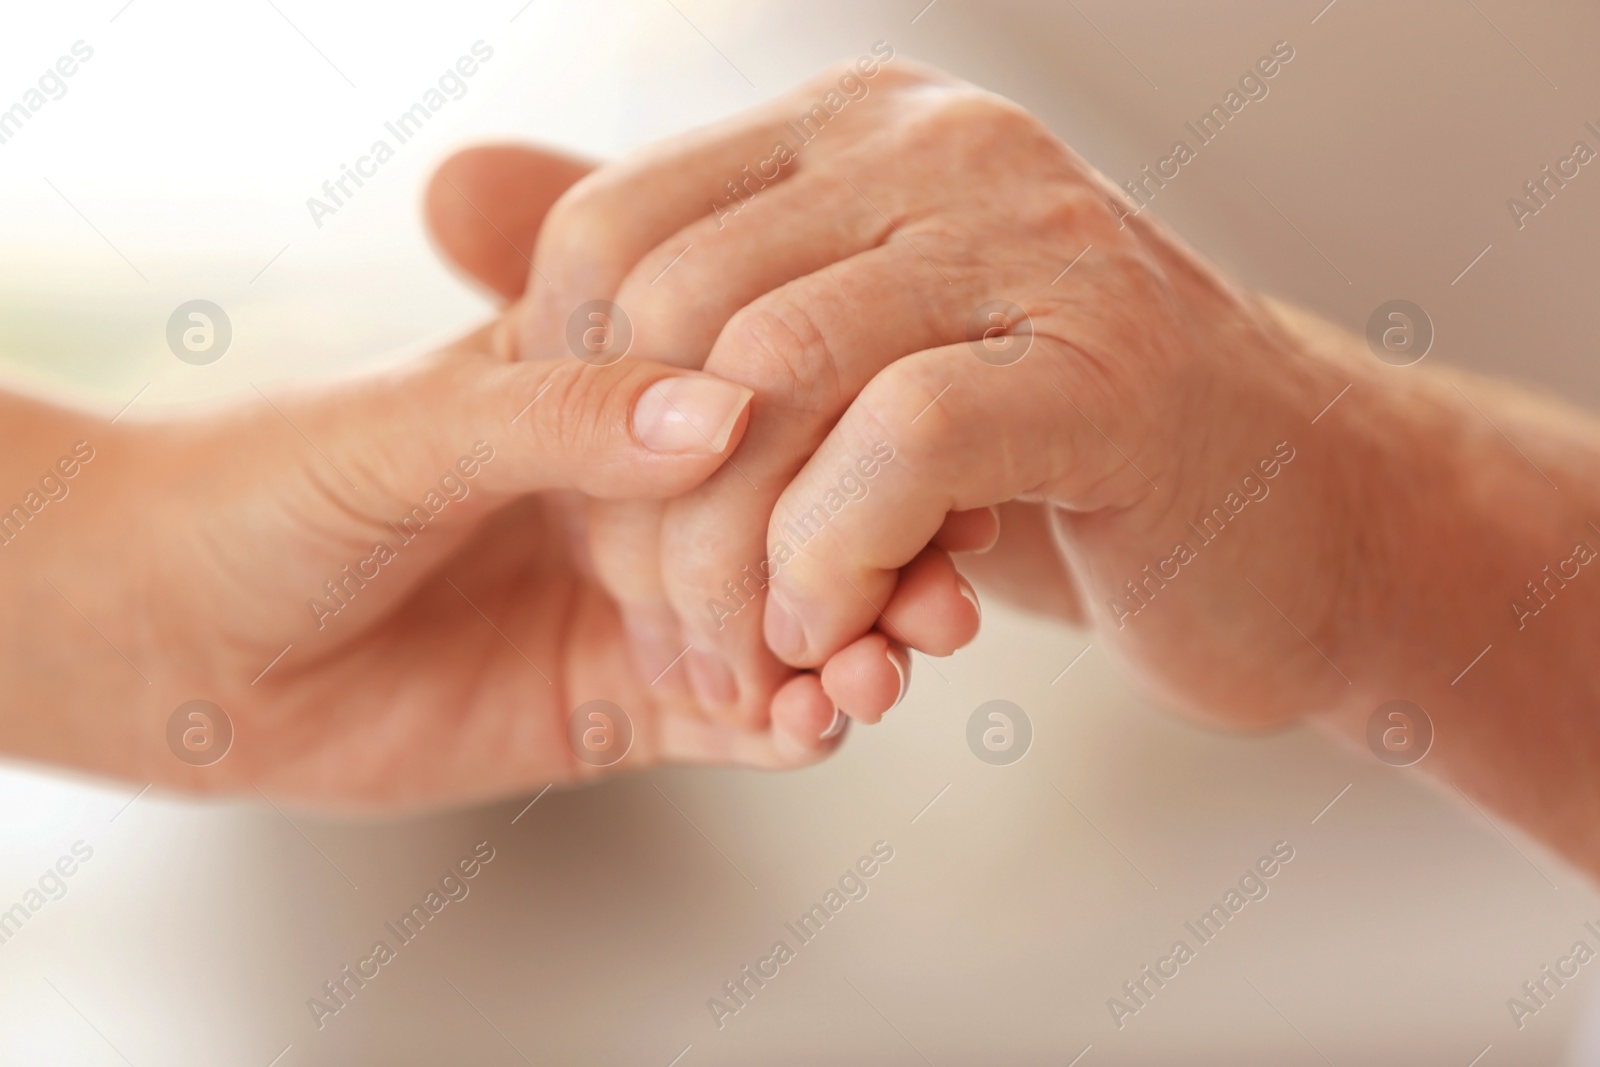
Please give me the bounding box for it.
[683,64,1600,884]
[0,149,842,811]
[454,56,1348,731]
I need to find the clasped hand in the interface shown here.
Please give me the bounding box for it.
[1,60,1411,810]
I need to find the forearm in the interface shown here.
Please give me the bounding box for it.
[1284,304,1600,874]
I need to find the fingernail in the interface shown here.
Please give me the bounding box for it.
[634,377,753,454]
[820,707,848,740]
[686,648,738,707]
[887,648,910,708]
[764,592,806,661]
[957,576,981,622]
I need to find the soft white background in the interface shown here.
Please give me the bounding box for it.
[1,1,1596,1064]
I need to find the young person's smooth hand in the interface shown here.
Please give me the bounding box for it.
[0,152,842,811]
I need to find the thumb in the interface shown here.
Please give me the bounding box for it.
[424,144,595,302]
[307,326,755,517]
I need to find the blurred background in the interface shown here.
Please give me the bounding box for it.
[2,0,1598,1063]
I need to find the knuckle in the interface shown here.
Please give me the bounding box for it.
[528,359,608,458]
[907,88,1041,153]
[853,359,951,474]
[535,176,629,289]
[617,260,720,369]
[817,56,872,88]
[875,57,955,91]
[883,91,1073,217]
[1030,186,1117,237]
[712,293,842,414]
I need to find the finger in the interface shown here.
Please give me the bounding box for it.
[770,673,848,762]
[585,487,705,698]
[819,632,908,725]
[932,506,1000,554]
[516,97,812,362]
[612,165,887,365]
[609,68,985,367]
[960,501,1088,624]
[425,144,594,301]
[595,501,690,697]
[513,59,949,362]
[873,546,981,658]
[301,326,755,521]
[762,338,1145,666]
[652,673,843,768]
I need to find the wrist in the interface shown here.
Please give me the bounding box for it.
[0,396,160,781]
[1314,364,1596,701]
[1252,299,1470,711]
